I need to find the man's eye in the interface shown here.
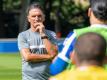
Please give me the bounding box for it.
[32,15,42,18]
[32,15,36,17]
[38,15,42,17]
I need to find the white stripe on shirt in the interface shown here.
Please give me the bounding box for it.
[30,45,45,49]
[58,33,76,62]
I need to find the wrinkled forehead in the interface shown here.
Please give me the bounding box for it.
[28,8,44,16]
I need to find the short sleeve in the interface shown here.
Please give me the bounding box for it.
[17,33,29,50]
[45,30,58,45]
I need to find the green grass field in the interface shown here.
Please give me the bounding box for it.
[0,53,21,80]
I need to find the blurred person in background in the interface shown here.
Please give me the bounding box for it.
[49,32,107,80]
[18,2,58,80]
[50,0,107,75]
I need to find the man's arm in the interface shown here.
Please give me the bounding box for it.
[35,22,58,59]
[19,33,57,62]
[20,48,54,62]
[18,32,57,62]
[49,32,76,75]
[41,33,58,59]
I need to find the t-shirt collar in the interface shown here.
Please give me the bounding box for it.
[91,24,107,28]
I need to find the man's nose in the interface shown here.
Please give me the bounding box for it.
[35,16,39,21]
[35,16,42,21]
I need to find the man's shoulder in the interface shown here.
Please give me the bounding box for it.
[50,70,69,80]
[18,30,30,39]
[50,69,80,80]
[18,29,30,36]
[45,29,56,38]
[51,67,107,80]
[19,29,29,34]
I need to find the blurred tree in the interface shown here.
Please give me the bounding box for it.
[19,0,30,32]
[0,0,21,38]
[43,0,55,31]
[0,0,90,38]
[50,0,90,37]
[3,0,21,11]
[0,0,6,38]
[19,0,90,37]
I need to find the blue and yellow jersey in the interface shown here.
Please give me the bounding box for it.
[50,66,107,80]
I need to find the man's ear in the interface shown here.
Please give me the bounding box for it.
[27,16,30,22]
[70,50,75,64]
[88,8,91,17]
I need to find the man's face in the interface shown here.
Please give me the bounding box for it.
[27,8,45,28]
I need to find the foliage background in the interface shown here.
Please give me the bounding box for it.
[0,0,90,38]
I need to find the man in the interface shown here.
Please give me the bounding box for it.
[49,32,107,80]
[50,0,107,75]
[18,3,58,80]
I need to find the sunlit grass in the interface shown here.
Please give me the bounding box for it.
[0,53,21,80]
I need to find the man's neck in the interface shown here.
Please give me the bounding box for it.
[76,61,102,68]
[90,16,107,25]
